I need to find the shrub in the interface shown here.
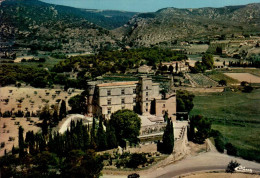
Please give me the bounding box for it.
[211,130,225,153]
[225,143,237,156]
[226,160,240,173]
[126,153,147,169]
[243,86,253,93]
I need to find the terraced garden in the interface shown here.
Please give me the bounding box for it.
[188,73,218,87]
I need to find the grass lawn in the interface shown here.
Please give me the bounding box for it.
[190,89,260,161]
[16,56,63,69]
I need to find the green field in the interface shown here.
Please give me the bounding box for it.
[16,57,64,69]
[190,89,260,161]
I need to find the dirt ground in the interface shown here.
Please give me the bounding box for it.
[0,86,83,113]
[224,73,260,83]
[182,172,260,178]
[0,86,83,156]
[0,117,41,156]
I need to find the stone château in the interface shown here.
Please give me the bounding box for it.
[86,76,176,120]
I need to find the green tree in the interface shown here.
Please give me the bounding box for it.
[68,93,87,114]
[62,149,103,178]
[18,126,25,158]
[52,109,59,125]
[168,65,174,73]
[40,106,51,136]
[202,54,214,69]
[126,153,147,169]
[216,47,222,54]
[110,109,141,146]
[96,118,107,151]
[32,151,57,175]
[193,61,206,73]
[189,115,211,143]
[175,62,179,73]
[106,124,118,149]
[161,116,174,154]
[218,79,227,86]
[226,160,240,173]
[225,143,237,156]
[59,100,67,121]
[176,90,194,113]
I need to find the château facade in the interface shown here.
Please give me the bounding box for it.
[86,76,176,120]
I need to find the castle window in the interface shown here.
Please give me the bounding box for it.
[121,98,125,104]
[122,106,125,110]
[108,107,111,114]
[133,98,136,103]
[146,92,148,96]
[146,86,148,90]
[121,89,125,95]
[163,104,165,108]
[133,88,136,94]
[146,108,148,112]
[146,103,148,106]
[107,90,111,96]
[146,98,148,101]
[107,99,111,105]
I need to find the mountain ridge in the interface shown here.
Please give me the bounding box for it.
[1,0,260,54]
[116,3,260,47]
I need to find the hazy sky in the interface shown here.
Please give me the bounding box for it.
[41,0,260,12]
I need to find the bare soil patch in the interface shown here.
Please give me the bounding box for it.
[224,73,260,83]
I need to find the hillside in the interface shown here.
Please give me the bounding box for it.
[1,0,260,54]
[116,3,260,47]
[0,0,136,53]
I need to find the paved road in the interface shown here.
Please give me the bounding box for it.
[141,152,260,178]
[102,140,260,178]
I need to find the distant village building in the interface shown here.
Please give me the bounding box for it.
[214,61,226,69]
[161,61,189,73]
[86,76,176,120]
[137,65,153,74]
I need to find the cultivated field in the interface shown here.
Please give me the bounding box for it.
[190,89,260,162]
[0,117,41,156]
[0,86,83,113]
[205,71,240,85]
[188,73,218,87]
[224,73,260,83]
[0,86,83,156]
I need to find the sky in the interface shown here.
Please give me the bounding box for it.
[41,0,260,12]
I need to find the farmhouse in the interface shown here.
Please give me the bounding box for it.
[161,61,189,73]
[86,76,176,120]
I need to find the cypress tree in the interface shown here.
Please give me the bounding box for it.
[59,100,67,121]
[52,109,59,125]
[83,126,90,150]
[90,118,97,150]
[106,124,118,149]
[12,145,15,155]
[18,126,25,158]
[96,118,107,151]
[162,118,174,154]
[91,117,96,142]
